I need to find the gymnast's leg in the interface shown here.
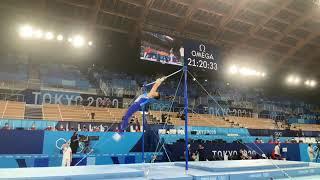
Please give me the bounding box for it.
[119,102,141,132]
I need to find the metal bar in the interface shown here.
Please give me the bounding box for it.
[183,65,188,171]
[142,105,145,163]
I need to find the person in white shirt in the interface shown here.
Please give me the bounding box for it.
[62,141,72,167]
[274,143,281,160]
[169,48,174,62]
[179,46,184,57]
[308,144,315,162]
[179,46,184,65]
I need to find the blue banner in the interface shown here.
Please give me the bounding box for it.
[248,129,298,137]
[0,152,161,168]
[166,142,302,162]
[299,144,317,162]
[288,117,319,124]
[176,126,250,136]
[0,130,44,154]
[246,143,301,161]
[0,119,57,130]
[0,130,142,155]
[43,131,142,154]
[166,142,249,161]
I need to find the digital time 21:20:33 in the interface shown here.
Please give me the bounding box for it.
[187,58,217,70]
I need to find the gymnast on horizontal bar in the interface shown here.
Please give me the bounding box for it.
[118,68,182,132]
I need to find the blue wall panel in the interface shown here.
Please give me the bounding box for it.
[246,143,301,161]
[34,158,49,167]
[42,131,142,155]
[0,159,19,168]
[0,130,44,154]
[0,153,160,168]
[95,156,114,165]
[0,129,159,168]
[0,120,57,130]
[48,157,62,167]
[299,143,318,162]
[176,126,250,136]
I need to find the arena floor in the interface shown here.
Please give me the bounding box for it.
[279,176,320,180]
[0,159,320,180]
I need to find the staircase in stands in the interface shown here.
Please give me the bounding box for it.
[24,104,43,119]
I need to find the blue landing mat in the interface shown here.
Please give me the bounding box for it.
[1,160,320,180]
[174,159,310,172]
[0,165,144,180]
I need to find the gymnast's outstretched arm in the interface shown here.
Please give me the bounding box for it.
[147,77,165,98]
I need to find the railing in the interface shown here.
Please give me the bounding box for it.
[0,119,58,130]
[0,80,28,90]
[57,104,63,121]
[0,80,97,95]
[1,101,8,118]
[41,104,45,120]
[82,105,91,121]
[0,93,24,102]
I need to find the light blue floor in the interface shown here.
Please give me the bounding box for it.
[0,165,144,180]
[278,175,320,180]
[0,160,320,180]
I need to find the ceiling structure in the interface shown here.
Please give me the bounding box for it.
[1,0,320,76]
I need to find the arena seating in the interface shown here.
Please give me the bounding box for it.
[42,104,62,121]
[149,111,231,128]
[42,104,141,123]
[2,101,25,119]
[84,106,123,123]
[0,60,318,133]
[40,64,94,91]
[0,100,319,132]
[59,105,89,121]
[0,57,28,82]
[149,111,284,130]
[0,101,6,117]
[227,116,279,130]
[291,123,320,131]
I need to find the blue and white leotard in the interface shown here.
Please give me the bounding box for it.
[119,93,153,132]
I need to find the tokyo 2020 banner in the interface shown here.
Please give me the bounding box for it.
[22,89,122,108]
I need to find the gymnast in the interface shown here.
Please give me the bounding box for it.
[118,77,166,132]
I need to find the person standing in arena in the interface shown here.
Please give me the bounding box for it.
[274,142,281,160]
[70,131,79,154]
[184,144,192,161]
[2,123,10,130]
[61,141,72,167]
[308,144,315,162]
[119,77,165,132]
[196,144,206,161]
[169,48,174,63]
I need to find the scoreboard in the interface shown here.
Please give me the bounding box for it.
[183,40,219,71]
[140,31,220,71]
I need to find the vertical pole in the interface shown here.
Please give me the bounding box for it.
[142,105,145,163]
[142,83,146,163]
[183,66,189,171]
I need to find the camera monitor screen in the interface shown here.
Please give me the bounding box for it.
[140,31,183,66]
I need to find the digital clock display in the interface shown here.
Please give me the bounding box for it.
[184,40,219,71]
[188,58,218,70]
